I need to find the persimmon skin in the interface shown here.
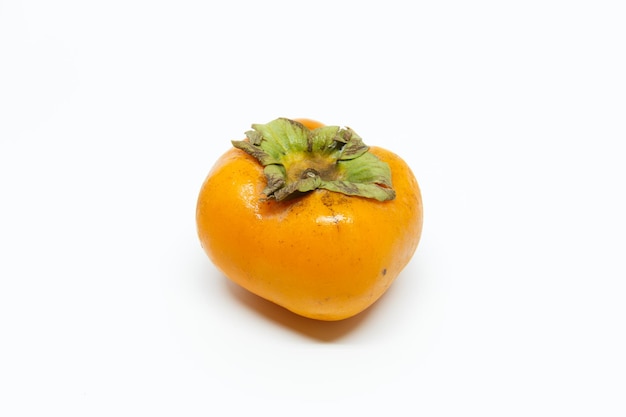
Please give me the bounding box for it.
[196,124,423,321]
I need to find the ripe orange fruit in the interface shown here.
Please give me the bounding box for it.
[196,118,423,320]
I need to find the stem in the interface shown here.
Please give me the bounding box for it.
[232,118,396,201]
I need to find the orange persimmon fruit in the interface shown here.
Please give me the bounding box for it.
[196,118,423,321]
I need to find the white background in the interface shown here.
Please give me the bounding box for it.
[1,1,625,415]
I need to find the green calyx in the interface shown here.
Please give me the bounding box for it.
[232,118,396,201]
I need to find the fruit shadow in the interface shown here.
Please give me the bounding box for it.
[222,278,378,342]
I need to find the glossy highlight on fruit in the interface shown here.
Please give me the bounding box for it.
[196,118,423,321]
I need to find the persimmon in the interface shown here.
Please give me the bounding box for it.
[196,118,423,321]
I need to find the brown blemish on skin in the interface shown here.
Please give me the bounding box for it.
[321,191,349,208]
